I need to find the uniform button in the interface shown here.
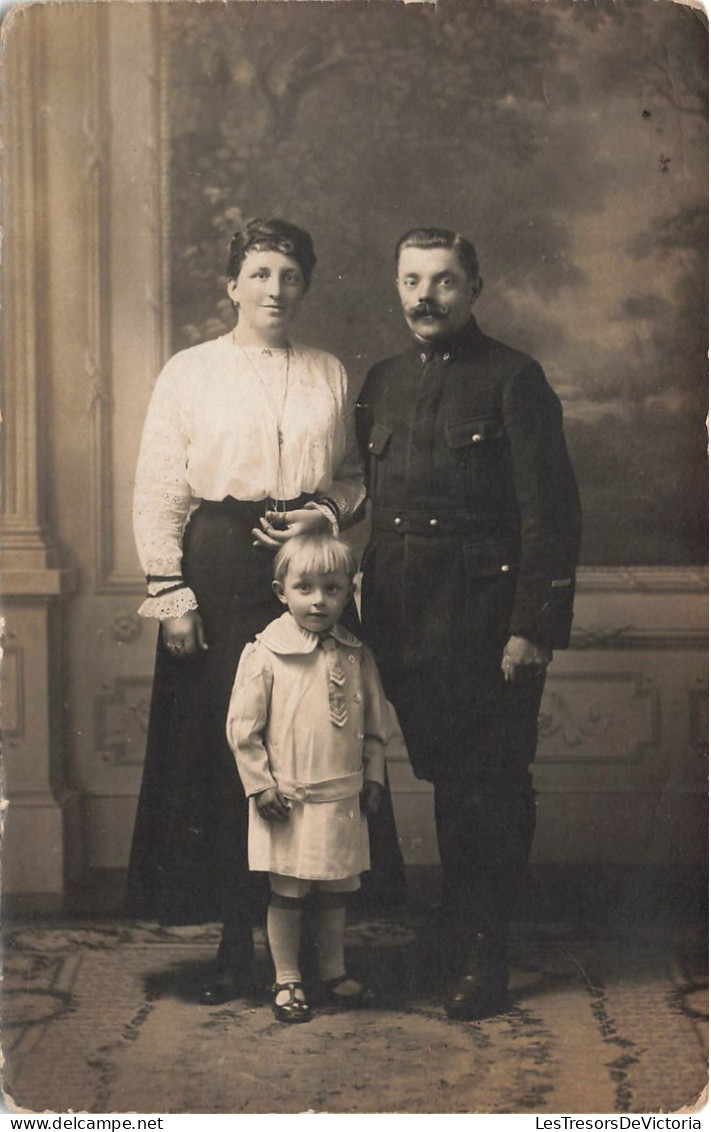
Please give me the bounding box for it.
[393,516,402,526]
[368,441,375,450]
[420,352,427,364]
[501,564,510,573]
[347,655,356,664]
[429,518,439,527]
[472,433,482,443]
[355,731,364,740]
[443,352,451,362]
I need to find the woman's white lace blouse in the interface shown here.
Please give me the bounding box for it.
[133,335,365,619]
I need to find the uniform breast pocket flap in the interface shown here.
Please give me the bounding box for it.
[446,417,505,451]
[367,422,394,458]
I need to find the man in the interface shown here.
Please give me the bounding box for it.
[357,228,581,1020]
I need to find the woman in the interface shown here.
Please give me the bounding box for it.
[127,218,401,1004]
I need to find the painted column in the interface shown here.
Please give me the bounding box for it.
[1,5,76,901]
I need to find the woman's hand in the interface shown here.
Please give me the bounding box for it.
[255,787,291,822]
[161,610,208,658]
[251,504,331,549]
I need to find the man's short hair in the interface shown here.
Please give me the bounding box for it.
[273,533,357,584]
[395,228,480,283]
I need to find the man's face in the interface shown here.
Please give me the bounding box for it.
[396,246,481,341]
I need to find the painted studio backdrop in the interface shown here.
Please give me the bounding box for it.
[2,0,707,904]
[167,0,708,567]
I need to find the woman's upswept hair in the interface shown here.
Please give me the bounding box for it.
[227,218,317,288]
[395,227,480,283]
[273,533,357,584]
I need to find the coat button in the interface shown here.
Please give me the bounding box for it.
[353,693,362,703]
[429,518,438,527]
[472,433,482,443]
[368,441,375,450]
[420,352,427,364]
[442,352,451,362]
[501,564,510,573]
[393,516,402,526]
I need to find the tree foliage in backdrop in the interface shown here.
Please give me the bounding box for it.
[166,0,707,565]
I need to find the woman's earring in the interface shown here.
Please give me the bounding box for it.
[231,300,239,311]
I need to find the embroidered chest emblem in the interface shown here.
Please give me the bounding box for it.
[319,636,349,728]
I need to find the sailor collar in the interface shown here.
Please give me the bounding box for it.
[256,611,363,657]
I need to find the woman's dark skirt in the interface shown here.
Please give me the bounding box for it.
[126,497,405,926]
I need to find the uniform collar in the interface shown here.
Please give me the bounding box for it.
[256,611,362,656]
[412,317,483,363]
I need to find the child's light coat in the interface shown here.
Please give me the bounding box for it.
[227,611,391,880]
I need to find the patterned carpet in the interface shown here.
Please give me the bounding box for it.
[2,912,707,1115]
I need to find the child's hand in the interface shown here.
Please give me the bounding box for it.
[255,787,291,822]
[360,781,383,817]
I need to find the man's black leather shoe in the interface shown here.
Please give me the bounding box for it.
[444,971,509,1020]
[443,929,509,1021]
[200,919,257,1005]
[200,970,255,1006]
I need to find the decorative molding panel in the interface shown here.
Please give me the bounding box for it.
[84,6,114,593]
[537,671,660,765]
[91,5,170,595]
[689,686,709,761]
[575,567,708,594]
[571,624,707,650]
[111,611,142,644]
[95,677,153,766]
[1,645,25,738]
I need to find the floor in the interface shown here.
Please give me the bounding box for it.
[2,896,707,1116]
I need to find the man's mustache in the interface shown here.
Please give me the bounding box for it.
[409,301,449,321]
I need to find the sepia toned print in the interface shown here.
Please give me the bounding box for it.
[1,0,707,1117]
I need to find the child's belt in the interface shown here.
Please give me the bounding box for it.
[277,770,364,804]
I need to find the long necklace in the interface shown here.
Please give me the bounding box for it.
[234,336,291,512]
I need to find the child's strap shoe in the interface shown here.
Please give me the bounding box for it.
[272,982,312,1024]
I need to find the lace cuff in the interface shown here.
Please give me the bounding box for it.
[137,586,199,620]
[307,499,340,536]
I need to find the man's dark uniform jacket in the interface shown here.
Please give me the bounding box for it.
[357,317,582,787]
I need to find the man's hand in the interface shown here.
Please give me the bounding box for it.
[252,504,331,549]
[501,634,551,683]
[360,780,383,817]
[161,610,208,657]
[255,787,291,822]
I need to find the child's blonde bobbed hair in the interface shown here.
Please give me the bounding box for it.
[273,533,357,584]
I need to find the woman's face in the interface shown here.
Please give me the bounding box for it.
[227,249,306,340]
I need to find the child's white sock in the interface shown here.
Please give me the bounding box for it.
[268,898,304,1001]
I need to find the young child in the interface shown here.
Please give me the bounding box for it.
[226,533,392,1023]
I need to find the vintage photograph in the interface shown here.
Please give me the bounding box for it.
[1,0,708,1116]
